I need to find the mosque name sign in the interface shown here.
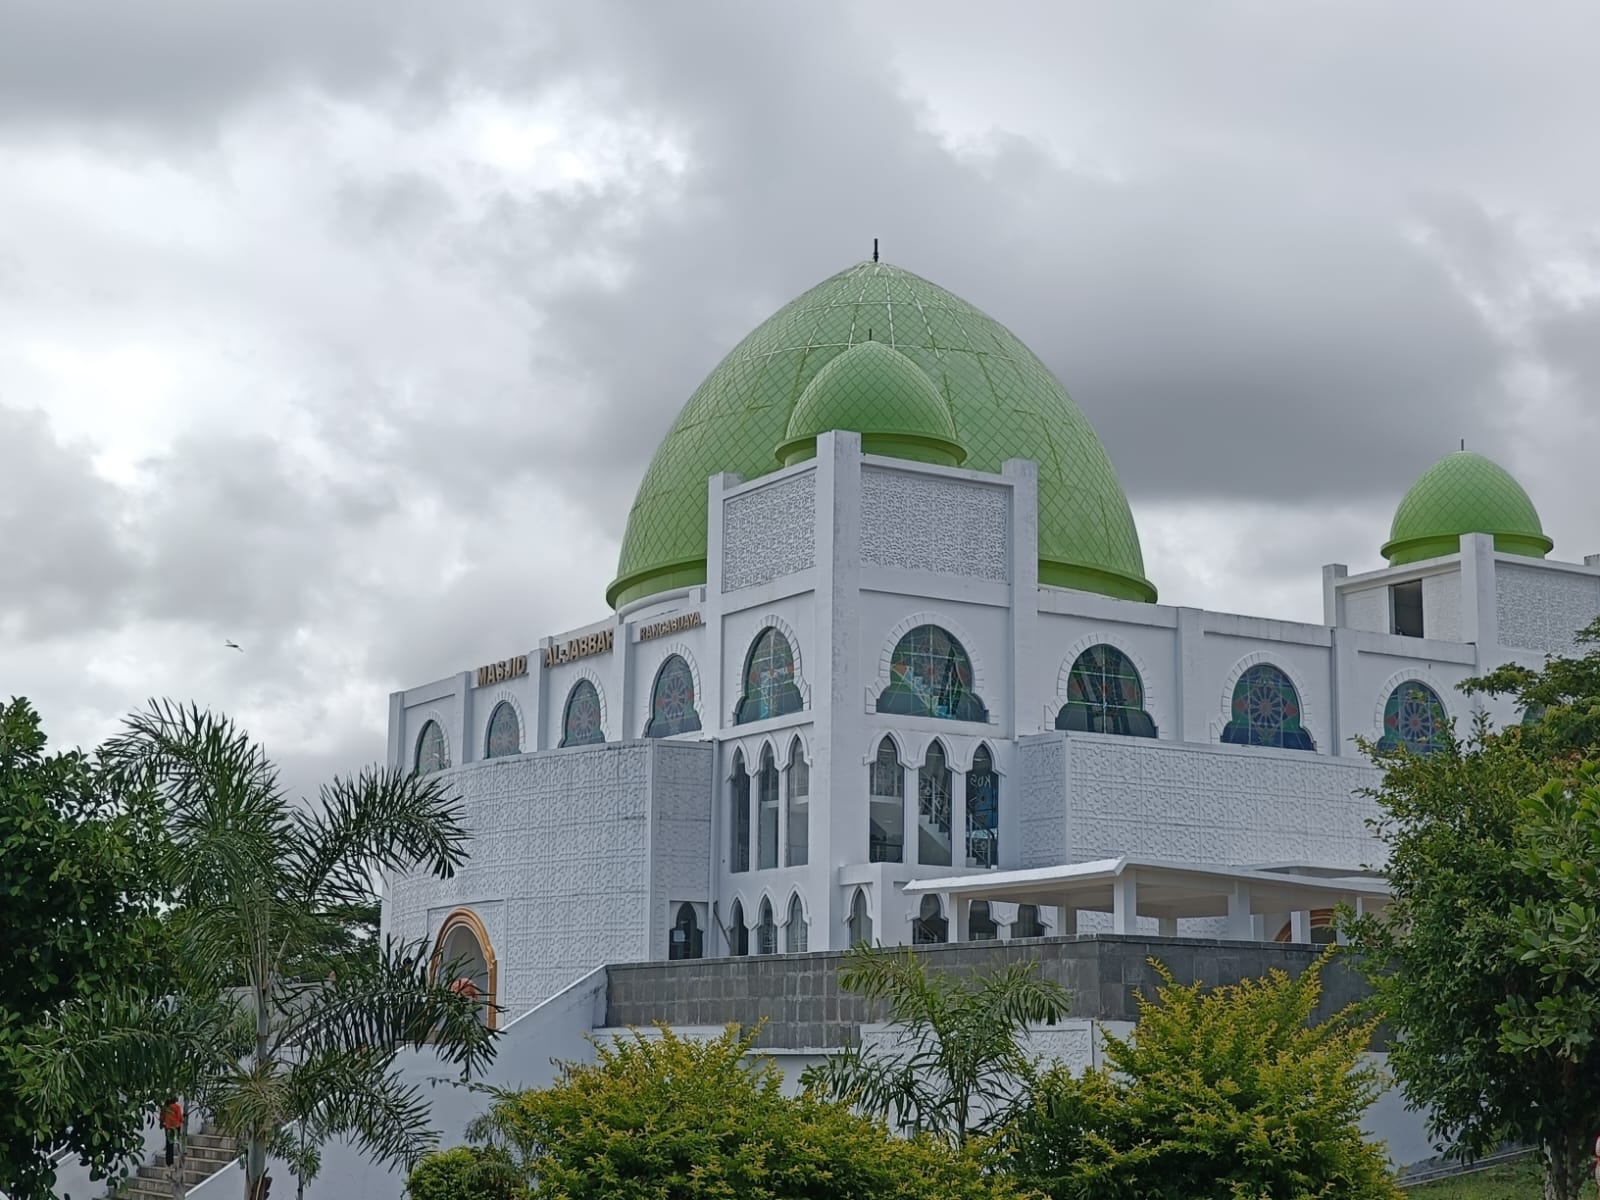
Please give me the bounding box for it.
[637,612,704,641]
[543,629,614,668]
[475,655,529,687]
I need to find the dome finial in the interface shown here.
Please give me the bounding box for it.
[872,237,879,263]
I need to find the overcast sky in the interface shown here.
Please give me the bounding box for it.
[4,1,1599,796]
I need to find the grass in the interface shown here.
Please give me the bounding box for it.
[1405,1157,1543,1199]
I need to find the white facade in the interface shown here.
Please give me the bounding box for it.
[383,429,1600,1022]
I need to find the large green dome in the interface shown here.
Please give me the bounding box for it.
[1381,450,1553,566]
[774,340,966,469]
[609,259,1155,609]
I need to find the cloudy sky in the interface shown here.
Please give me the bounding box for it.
[5,1,1599,795]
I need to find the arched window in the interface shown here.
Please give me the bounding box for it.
[559,680,605,748]
[877,625,988,721]
[730,751,750,874]
[913,895,947,944]
[968,900,999,941]
[1221,664,1315,751]
[431,909,495,1029]
[645,655,701,738]
[414,720,449,775]
[848,888,873,947]
[785,893,808,953]
[669,902,703,960]
[727,899,748,956]
[734,628,804,724]
[966,744,999,868]
[757,746,780,870]
[485,702,521,758]
[918,741,954,867]
[785,738,809,867]
[1379,682,1449,757]
[756,898,777,955]
[1057,645,1156,737]
[869,737,905,863]
[1013,904,1045,940]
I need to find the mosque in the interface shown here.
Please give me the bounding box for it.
[379,255,1600,1029]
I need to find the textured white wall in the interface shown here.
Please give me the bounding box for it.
[1342,586,1388,635]
[1421,572,1462,643]
[722,469,817,592]
[1496,561,1600,653]
[858,464,1009,581]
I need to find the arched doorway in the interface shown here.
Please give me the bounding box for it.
[431,908,497,1029]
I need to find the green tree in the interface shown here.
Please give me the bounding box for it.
[405,1146,527,1200]
[467,1024,1030,1199]
[1007,954,1398,1200]
[16,701,498,1200]
[1348,620,1600,1200]
[0,697,169,1200]
[800,944,1072,1148]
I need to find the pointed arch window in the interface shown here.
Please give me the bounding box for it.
[1379,682,1449,757]
[966,743,999,868]
[968,900,999,941]
[868,737,905,863]
[848,888,873,947]
[1013,904,1045,940]
[415,720,449,775]
[730,751,751,874]
[645,655,701,737]
[756,898,777,955]
[669,902,703,960]
[485,702,521,758]
[913,895,947,945]
[734,628,804,724]
[785,738,809,867]
[727,899,748,956]
[877,625,988,721]
[785,894,808,953]
[757,746,780,870]
[1057,645,1156,737]
[918,741,954,867]
[559,680,604,747]
[1221,664,1315,751]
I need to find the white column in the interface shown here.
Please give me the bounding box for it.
[1111,872,1139,935]
[452,672,474,765]
[903,759,917,868]
[1291,909,1312,943]
[1174,607,1208,743]
[954,766,969,868]
[952,896,970,943]
[1056,905,1077,936]
[1226,881,1254,940]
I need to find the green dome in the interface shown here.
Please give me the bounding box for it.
[609,259,1155,609]
[1382,450,1553,566]
[774,340,966,468]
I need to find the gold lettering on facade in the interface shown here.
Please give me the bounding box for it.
[475,654,529,688]
[637,611,705,641]
[541,628,615,668]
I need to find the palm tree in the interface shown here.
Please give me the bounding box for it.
[801,943,1071,1148]
[18,701,496,1200]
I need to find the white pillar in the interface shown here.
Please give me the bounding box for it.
[1112,872,1139,935]
[952,896,970,943]
[1291,909,1312,943]
[1056,905,1077,936]
[1226,881,1253,940]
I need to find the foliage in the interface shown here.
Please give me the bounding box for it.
[1007,953,1399,1200]
[468,1023,1031,1199]
[15,701,498,1200]
[1406,1157,1543,1199]
[0,697,170,1200]
[407,1145,528,1200]
[1347,617,1600,1200]
[800,944,1071,1147]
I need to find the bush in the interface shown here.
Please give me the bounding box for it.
[469,1023,1030,1199]
[1006,953,1400,1200]
[407,1145,527,1200]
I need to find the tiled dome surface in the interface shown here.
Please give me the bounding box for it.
[1382,450,1552,566]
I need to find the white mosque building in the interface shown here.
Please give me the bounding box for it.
[380,256,1600,1027]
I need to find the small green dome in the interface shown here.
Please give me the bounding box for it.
[1382,450,1553,566]
[773,341,965,468]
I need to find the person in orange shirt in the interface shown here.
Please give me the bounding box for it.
[160,1097,183,1167]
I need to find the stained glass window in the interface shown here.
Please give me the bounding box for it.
[785,893,807,953]
[913,895,947,944]
[415,720,449,775]
[918,741,953,867]
[1521,703,1546,726]
[1013,904,1045,939]
[1378,682,1449,756]
[734,628,804,724]
[968,900,999,941]
[559,680,604,748]
[869,737,904,863]
[730,751,750,874]
[757,746,779,870]
[1220,664,1316,751]
[785,738,809,867]
[485,702,520,758]
[728,899,748,956]
[966,743,999,868]
[877,625,988,721]
[1057,644,1156,737]
[645,655,701,738]
[756,898,777,956]
[848,888,873,947]
[669,902,703,960]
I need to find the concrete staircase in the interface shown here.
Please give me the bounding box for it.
[112,1130,235,1199]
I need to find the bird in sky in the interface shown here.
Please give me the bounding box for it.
[224,640,243,652]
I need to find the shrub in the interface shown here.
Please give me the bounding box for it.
[1006,953,1400,1200]
[407,1145,527,1200]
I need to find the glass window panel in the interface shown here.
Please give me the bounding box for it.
[868,737,904,863]
[1220,664,1315,751]
[1013,904,1045,939]
[1378,682,1449,757]
[559,680,605,747]
[645,655,702,737]
[965,744,999,868]
[669,902,703,960]
[757,748,779,870]
[1057,644,1156,737]
[730,752,750,873]
[728,901,748,956]
[734,629,804,724]
[756,900,777,956]
[877,625,988,721]
[848,888,873,947]
[785,740,809,867]
[968,900,999,941]
[785,894,807,953]
[918,742,953,867]
[415,721,449,775]
[912,895,947,944]
[485,702,521,759]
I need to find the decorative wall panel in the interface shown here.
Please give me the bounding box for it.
[1496,564,1600,654]
[722,472,816,592]
[860,467,1008,581]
